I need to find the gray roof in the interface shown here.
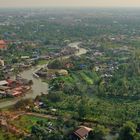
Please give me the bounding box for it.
[0,80,8,86]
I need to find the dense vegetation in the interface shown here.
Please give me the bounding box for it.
[0,8,140,140]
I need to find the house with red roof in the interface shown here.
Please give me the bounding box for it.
[0,40,7,50]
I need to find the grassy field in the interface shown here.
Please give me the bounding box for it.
[60,70,99,85]
[0,131,4,140]
[79,72,94,84]
[37,60,48,65]
[10,115,50,132]
[0,130,17,140]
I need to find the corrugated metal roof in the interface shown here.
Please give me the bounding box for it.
[0,80,8,86]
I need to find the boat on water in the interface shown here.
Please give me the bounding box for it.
[32,72,40,78]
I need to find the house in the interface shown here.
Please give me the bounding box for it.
[0,40,7,50]
[0,80,8,86]
[21,56,30,59]
[0,119,7,128]
[57,69,68,76]
[65,63,74,69]
[70,126,92,140]
[39,55,51,60]
[0,59,4,66]
[0,86,10,91]
[6,79,17,88]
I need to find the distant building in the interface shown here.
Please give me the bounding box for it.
[65,63,74,69]
[57,69,68,76]
[0,59,4,66]
[21,56,30,59]
[70,126,92,140]
[0,80,8,86]
[0,40,7,50]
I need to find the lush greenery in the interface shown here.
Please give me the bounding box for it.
[0,8,140,140]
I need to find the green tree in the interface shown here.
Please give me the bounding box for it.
[77,97,89,119]
[118,121,137,140]
[88,125,109,140]
[48,59,63,69]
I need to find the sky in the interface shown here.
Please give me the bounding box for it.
[0,0,140,8]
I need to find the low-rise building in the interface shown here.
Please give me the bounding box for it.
[0,80,8,86]
[70,126,92,140]
[0,59,4,66]
[0,40,7,50]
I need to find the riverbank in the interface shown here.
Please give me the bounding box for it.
[0,42,87,108]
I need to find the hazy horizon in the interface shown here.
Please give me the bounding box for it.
[0,0,140,8]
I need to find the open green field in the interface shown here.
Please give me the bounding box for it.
[37,60,48,65]
[10,115,50,132]
[58,70,99,85]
